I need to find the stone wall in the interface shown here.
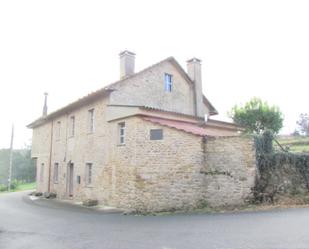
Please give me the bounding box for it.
[32,97,112,201]
[31,122,52,193]
[109,60,201,116]
[132,118,205,211]
[201,136,257,207]
[31,109,256,212]
[108,118,257,212]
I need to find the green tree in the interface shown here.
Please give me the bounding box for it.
[297,113,309,136]
[0,146,35,185]
[0,149,9,185]
[12,149,36,183]
[230,97,284,134]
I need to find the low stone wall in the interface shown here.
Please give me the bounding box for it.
[132,118,205,212]
[201,136,257,207]
[123,118,257,212]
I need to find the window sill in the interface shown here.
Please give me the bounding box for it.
[117,144,126,147]
[85,184,94,188]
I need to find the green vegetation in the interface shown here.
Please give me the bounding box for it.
[0,181,36,193]
[276,136,309,153]
[253,131,309,204]
[0,147,36,190]
[230,97,284,134]
[16,182,36,191]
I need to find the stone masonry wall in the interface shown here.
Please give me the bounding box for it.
[31,106,256,211]
[113,119,257,212]
[31,122,52,193]
[201,136,257,207]
[109,60,201,116]
[132,118,205,212]
[34,97,112,202]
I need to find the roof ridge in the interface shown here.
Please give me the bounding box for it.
[27,56,177,128]
[104,56,176,90]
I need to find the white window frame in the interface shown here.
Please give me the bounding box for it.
[118,122,125,145]
[88,109,95,133]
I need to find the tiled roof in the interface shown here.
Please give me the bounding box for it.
[107,104,203,121]
[142,116,238,137]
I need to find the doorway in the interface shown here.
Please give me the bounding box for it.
[67,162,74,197]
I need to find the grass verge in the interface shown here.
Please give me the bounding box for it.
[276,135,309,153]
[0,182,36,193]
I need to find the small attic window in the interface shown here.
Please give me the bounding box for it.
[164,73,172,92]
[150,129,163,140]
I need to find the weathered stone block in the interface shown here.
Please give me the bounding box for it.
[83,199,98,207]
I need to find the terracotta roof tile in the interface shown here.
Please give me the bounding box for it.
[142,116,238,137]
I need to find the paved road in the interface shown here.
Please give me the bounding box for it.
[1,192,309,249]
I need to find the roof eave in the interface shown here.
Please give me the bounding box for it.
[27,89,113,129]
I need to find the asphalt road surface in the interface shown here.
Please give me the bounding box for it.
[1,191,309,249]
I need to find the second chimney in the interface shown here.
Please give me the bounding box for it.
[187,58,204,118]
[42,92,48,116]
[119,50,135,79]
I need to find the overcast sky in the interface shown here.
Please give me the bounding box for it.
[0,0,308,149]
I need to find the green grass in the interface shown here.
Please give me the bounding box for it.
[275,136,309,153]
[16,182,36,191]
[0,182,36,193]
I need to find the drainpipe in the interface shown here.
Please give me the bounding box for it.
[48,120,54,193]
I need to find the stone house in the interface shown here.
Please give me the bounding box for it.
[28,51,256,212]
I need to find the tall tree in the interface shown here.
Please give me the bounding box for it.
[297,113,309,136]
[0,149,9,185]
[230,97,284,134]
[0,147,35,184]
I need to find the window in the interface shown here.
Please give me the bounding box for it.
[69,116,75,137]
[56,121,61,140]
[85,163,92,185]
[118,122,125,145]
[150,129,163,140]
[88,109,95,133]
[40,163,44,182]
[54,163,59,183]
[77,175,81,184]
[164,73,172,92]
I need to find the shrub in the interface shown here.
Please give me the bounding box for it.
[8,179,21,190]
[0,184,7,192]
[252,132,309,203]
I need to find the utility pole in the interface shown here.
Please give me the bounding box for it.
[8,124,14,192]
